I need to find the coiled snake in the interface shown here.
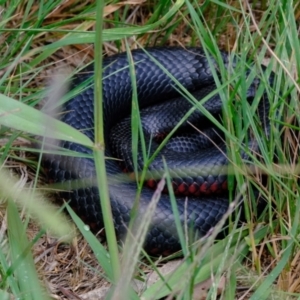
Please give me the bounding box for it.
[43,47,271,255]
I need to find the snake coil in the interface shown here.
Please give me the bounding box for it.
[43,47,271,255]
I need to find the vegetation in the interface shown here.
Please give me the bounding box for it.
[0,0,299,299]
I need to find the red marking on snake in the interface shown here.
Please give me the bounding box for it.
[147,179,157,189]
[188,183,197,194]
[209,182,219,193]
[178,182,187,194]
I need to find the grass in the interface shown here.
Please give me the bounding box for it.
[0,0,299,299]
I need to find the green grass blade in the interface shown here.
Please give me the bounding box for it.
[0,93,93,148]
[93,0,121,284]
[163,159,188,257]
[65,204,113,281]
[6,200,50,300]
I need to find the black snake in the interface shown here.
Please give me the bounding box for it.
[43,47,271,255]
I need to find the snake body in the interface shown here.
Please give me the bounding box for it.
[43,47,270,255]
